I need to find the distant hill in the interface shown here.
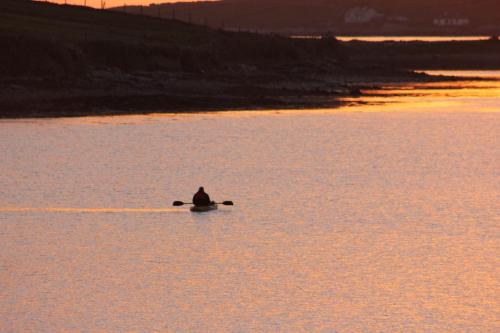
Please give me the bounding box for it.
[114,0,500,35]
[0,0,342,77]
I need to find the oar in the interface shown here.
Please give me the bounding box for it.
[173,201,234,207]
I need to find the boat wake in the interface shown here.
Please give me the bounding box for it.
[0,207,183,214]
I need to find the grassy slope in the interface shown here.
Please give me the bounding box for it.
[0,1,208,44]
[0,1,341,77]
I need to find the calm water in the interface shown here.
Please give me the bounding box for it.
[338,36,489,42]
[292,36,489,42]
[1,71,499,332]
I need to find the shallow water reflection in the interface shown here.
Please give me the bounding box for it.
[342,71,500,113]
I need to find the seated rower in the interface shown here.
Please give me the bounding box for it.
[193,187,212,207]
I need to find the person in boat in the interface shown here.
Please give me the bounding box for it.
[193,187,212,207]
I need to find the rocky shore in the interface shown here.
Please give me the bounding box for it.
[1,65,453,118]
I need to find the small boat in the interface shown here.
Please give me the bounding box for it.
[190,204,218,212]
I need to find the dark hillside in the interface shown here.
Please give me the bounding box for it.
[121,0,500,35]
[0,0,342,77]
[0,0,206,43]
[344,39,500,70]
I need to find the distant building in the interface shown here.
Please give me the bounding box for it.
[434,17,470,27]
[344,6,384,24]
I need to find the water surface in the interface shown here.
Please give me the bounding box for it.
[292,36,489,42]
[1,71,499,332]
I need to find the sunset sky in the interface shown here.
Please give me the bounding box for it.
[49,0,215,7]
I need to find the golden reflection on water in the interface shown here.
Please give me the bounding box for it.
[342,75,500,113]
[338,36,489,42]
[1,70,499,332]
[0,207,183,213]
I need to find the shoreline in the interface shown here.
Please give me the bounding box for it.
[0,70,468,119]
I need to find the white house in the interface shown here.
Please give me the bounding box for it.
[433,18,470,26]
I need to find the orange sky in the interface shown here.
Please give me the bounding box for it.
[49,0,216,7]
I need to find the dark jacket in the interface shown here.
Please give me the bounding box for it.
[193,190,211,206]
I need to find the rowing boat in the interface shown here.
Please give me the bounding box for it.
[190,204,218,212]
